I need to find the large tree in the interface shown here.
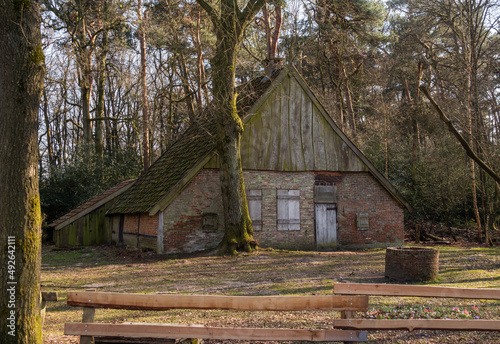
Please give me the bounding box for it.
[409,0,499,241]
[196,0,266,254]
[0,0,45,343]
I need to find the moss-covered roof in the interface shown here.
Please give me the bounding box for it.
[50,179,134,229]
[107,69,282,215]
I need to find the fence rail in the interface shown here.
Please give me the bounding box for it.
[334,283,500,299]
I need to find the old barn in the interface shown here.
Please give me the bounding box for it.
[50,180,134,247]
[105,67,411,254]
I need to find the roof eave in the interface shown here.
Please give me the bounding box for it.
[52,181,135,230]
[148,152,217,216]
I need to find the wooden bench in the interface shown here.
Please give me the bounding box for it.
[64,291,369,343]
[332,283,500,332]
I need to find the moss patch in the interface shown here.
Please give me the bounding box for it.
[28,44,45,67]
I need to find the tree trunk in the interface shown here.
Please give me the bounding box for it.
[42,89,55,171]
[467,67,482,242]
[262,2,282,68]
[197,0,266,255]
[95,30,108,165]
[77,9,93,147]
[194,6,208,112]
[212,34,254,255]
[81,75,93,146]
[0,1,44,343]
[138,0,150,170]
[177,48,196,121]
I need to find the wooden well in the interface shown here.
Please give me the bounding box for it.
[385,247,439,282]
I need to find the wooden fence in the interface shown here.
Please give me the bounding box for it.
[333,283,500,332]
[63,284,500,343]
[65,292,369,343]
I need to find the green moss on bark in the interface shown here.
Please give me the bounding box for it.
[28,45,45,66]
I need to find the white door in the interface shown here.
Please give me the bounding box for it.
[315,204,337,248]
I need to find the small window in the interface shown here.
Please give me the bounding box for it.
[277,189,300,231]
[247,189,262,231]
[356,213,369,230]
[314,185,337,203]
[202,213,219,232]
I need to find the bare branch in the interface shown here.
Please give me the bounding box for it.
[239,0,267,28]
[420,86,500,184]
[196,0,219,27]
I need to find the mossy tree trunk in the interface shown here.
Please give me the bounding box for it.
[0,1,45,343]
[197,0,266,255]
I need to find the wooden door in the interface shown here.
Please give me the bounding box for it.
[315,204,337,248]
[118,214,124,244]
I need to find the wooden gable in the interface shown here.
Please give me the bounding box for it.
[239,70,368,172]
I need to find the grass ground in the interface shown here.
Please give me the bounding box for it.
[41,244,500,344]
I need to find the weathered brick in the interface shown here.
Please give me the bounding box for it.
[155,169,404,254]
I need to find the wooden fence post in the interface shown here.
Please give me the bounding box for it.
[81,307,95,344]
[341,310,356,344]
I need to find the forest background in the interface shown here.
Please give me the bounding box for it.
[39,0,500,243]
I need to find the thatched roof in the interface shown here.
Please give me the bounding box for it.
[107,69,283,215]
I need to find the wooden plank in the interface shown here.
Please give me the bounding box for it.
[279,75,290,171]
[300,85,314,170]
[257,100,272,170]
[312,106,326,170]
[334,319,500,331]
[65,323,368,342]
[242,116,253,166]
[334,283,500,300]
[42,291,58,302]
[268,88,281,170]
[94,336,174,344]
[253,110,268,168]
[289,76,304,170]
[67,292,369,311]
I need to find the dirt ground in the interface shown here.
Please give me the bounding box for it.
[41,242,500,344]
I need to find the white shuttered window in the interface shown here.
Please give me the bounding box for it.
[247,190,262,231]
[277,189,300,231]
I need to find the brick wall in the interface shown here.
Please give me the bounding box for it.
[122,213,158,250]
[385,247,439,281]
[160,169,404,254]
[161,169,316,253]
[327,172,404,247]
[244,170,316,250]
[163,169,225,254]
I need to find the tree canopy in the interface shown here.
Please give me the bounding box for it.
[39,0,500,242]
